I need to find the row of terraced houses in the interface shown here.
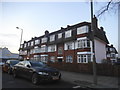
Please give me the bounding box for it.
[19,16,118,64]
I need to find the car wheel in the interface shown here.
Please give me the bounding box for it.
[13,70,17,78]
[32,73,39,85]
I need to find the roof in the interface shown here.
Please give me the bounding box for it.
[0,47,19,59]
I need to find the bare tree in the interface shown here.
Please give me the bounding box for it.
[96,0,120,17]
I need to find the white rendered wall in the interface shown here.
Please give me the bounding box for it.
[94,39,107,63]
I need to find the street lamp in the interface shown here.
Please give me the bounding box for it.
[16,27,23,59]
[90,0,97,85]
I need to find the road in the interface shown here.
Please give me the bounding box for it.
[2,72,79,88]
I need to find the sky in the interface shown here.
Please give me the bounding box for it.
[0,0,118,54]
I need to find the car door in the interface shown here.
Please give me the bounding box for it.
[23,61,33,79]
[15,61,25,77]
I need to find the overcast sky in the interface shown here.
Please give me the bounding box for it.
[1,1,118,53]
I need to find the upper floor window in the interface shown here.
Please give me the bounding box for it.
[24,43,27,48]
[77,26,88,35]
[35,39,40,45]
[65,30,71,38]
[41,45,47,52]
[31,41,34,46]
[41,37,47,43]
[50,35,55,42]
[28,42,30,47]
[77,39,90,48]
[48,45,56,52]
[66,43,72,50]
[58,33,62,39]
[20,44,23,48]
[66,56,73,63]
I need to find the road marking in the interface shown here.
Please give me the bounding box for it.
[73,86,81,88]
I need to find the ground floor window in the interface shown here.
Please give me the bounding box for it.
[58,59,62,63]
[34,55,40,61]
[77,54,91,63]
[66,55,73,63]
[50,56,55,63]
[41,56,48,63]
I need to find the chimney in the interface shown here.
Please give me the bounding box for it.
[92,15,98,29]
[100,26,106,34]
[45,30,49,36]
[67,25,70,28]
[61,27,64,29]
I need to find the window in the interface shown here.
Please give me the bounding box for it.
[30,49,34,54]
[41,45,47,52]
[34,55,40,61]
[31,41,34,46]
[77,26,88,35]
[48,45,56,52]
[28,42,30,46]
[77,54,91,63]
[41,37,47,43]
[67,43,72,50]
[50,35,55,42]
[66,56,73,63]
[20,44,23,48]
[50,56,55,63]
[58,47,63,54]
[35,39,40,45]
[58,33,62,39]
[41,56,48,63]
[77,39,90,48]
[34,46,40,53]
[24,43,27,48]
[65,30,71,38]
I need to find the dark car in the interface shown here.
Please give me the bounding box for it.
[2,60,20,74]
[13,61,61,85]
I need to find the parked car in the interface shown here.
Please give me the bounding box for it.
[2,60,20,74]
[0,62,5,66]
[13,60,61,85]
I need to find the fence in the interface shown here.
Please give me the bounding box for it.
[48,63,120,76]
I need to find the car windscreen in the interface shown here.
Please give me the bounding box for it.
[30,62,46,67]
[10,61,19,66]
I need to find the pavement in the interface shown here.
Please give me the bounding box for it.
[60,70,119,89]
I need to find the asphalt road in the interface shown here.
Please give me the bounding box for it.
[2,72,78,88]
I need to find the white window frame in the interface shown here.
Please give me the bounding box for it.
[77,39,90,48]
[48,45,56,52]
[31,41,34,46]
[41,37,47,43]
[50,35,55,42]
[41,45,47,52]
[58,33,62,39]
[24,43,27,48]
[35,39,40,45]
[77,26,88,35]
[66,56,73,63]
[65,30,71,38]
[77,54,91,63]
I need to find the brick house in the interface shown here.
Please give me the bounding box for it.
[19,16,115,64]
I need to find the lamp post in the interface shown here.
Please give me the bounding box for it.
[16,27,23,60]
[90,0,97,85]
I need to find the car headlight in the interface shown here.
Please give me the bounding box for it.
[38,72,49,75]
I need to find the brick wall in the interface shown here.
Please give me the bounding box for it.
[48,63,119,76]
